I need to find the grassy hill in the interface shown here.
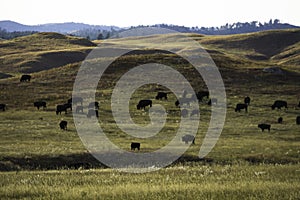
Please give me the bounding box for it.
[0,30,299,199]
[0,32,96,74]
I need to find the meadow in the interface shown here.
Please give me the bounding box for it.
[0,30,299,199]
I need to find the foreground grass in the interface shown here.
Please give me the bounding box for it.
[0,164,299,199]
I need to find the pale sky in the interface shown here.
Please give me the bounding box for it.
[1,0,299,27]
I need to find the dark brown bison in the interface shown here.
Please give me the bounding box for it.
[298,101,300,108]
[56,104,68,115]
[0,104,6,111]
[271,100,287,110]
[137,100,152,110]
[244,96,251,105]
[296,116,300,125]
[278,117,283,124]
[182,134,195,144]
[34,101,46,110]
[59,120,68,130]
[88,101,99,110]
[68,97,83,105]
[20,74,31,82]
[235,103,248,112]
[258,124,271,132]
[155,92,168,100]
[75,106,84,113]
[87,109,99,118]
[131,142,140,151]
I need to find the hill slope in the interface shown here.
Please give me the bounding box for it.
[0,32,96,74]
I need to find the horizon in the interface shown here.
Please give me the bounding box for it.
[1,0,299,28]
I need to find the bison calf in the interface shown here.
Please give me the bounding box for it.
[258,123,271,132]
[131,142,140,151]
[235,103,248,112]
[182,134,195,144]
[59,120,68,130]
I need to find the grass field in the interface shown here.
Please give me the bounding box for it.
[0,30,299,199]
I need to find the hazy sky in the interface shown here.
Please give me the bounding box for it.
[1,0,299,27]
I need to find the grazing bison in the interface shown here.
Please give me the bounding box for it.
[68,97,83,105]
[258,124,271,132]
[271,100,287,110]
[131,142,140,151]
[278,117,283,124]
[208,98,217,105]
[56,104,68,115]
[182,134,195,144]
[87,109,99,118]
[137,100,152,110]
[181,109,188,118]
[155,92,168,100]
[59,120,68,130]
[33,101,46,110]
[296,116,300,125]
[0,104,6,111]
[190,109,199,117]
[88,101,99,110]
[244,96,251,105]
[75,106,84,113]
[235,103,248,112]
[20,74,31,82]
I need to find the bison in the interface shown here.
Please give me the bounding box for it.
[59,120,68,130]
[258,123,271,132]
[131,142,140,151]
[87,109,99,118]
[33,101,46,110]
[75,106,84,113]
[137,100,152,110]
[0,104,6,111]
[271,100,287,110]
[88,101,99,110]
[20,74,31,82]
[244,96,251,105]
[155,92,168,100]
[278,117,283,124]
[56,104,68,115]
[296,116,300,125]
[298,101,300,108]
[235,103,248,112]
[182,134,195,144]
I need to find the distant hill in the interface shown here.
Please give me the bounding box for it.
[0,20,119,33]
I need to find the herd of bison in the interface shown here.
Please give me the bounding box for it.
[0,74,299,151]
